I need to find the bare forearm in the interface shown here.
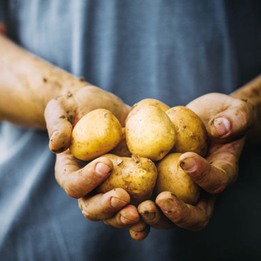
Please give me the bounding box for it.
[0,35,87,128]
[231,75,261,143]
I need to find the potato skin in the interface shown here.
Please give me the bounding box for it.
[156,153,200,205]
[70,109,122,161]
[126,105,176,161]
[109,128,132,157]
[166,106,208,157]
[97,154,157,206]
[126,98,170,123]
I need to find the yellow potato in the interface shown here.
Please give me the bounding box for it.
[156,153,200,205]
[97,154,157,206]
[126,98,170,123]
[126,105,176,161]
[110,128,132,157]
[70,109,122,161]
[166,106,208,157]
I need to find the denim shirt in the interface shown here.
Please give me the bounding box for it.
[1,1,261,260]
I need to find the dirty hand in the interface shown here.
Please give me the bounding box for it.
[45,86,140,229]
[132,93,256,239]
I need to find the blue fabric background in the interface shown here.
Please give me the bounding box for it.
[1,1,261,260]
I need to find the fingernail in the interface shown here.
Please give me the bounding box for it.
[213,117,230,136]
[120,215,132,224]
[160,198,175,214]
[111,197,128,208]
[180,157,197,173]
[95,162,111,177]
[141,211,156,221]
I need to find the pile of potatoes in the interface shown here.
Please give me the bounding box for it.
[70,99,208,206]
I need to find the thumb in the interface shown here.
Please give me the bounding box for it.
[44,96,76,153]
[208,100,255,139]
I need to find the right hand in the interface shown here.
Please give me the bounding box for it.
[55,150,140,227]
[45,86,130,153]
[45,86,141,230]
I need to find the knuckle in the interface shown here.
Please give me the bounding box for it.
[65,188,81,199]
[170,209,186,224]
[237,102,250,128]
[79,200,100,221]
[240,110,248,127]
[82,210,99,221]
[193,169,208,183]
[64,180,83,199]
[64,174,91,199]
[193,219,209,231]
[103,220,111,226]
[211,182,226,194]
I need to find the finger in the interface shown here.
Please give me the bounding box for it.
[44,94,76,153]
[156,191,216,231]
[208,99,255,139]
[104,205,140,228]
[180,138,244,194]
[129,221,150,241]
[78,188,130,221]
[55,151,113,198]
[138,200,175,229]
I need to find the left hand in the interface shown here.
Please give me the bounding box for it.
[45,86,142,232]
[130,93,256,239]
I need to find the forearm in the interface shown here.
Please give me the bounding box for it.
[230,75,261,143]
[0,34,87,129]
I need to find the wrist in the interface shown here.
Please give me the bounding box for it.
[230,75,261,143]
[0,34,88,128]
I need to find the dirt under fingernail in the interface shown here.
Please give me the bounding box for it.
[141,211,156,220]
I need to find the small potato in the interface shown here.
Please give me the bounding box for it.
[70,109,122,161]
[156,153,200,205]
[97,154,158,206]
[166,106,208,157]
[126,105,176,161]
[126,98,170,123]
[110,128,132,157]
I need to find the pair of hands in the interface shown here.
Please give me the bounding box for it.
[44,87,255,241]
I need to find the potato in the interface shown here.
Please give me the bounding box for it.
[156,153,200,205]
[97,154,157,206]
[126,105,176,161]
[126,98,170,123]
[109,128,132,157]
[166,106,208,157]
[70,109,122,161]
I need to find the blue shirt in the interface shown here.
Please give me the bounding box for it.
[1,1,261,260]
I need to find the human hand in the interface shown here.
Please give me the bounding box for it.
[45,86,130,153]
[45,86,140,230]
[55,150,140,228]
[132,93,256,239]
